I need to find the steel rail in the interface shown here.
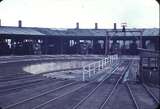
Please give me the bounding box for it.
[0,78,63,95]
[99,61,130,109]
[142,83,160,104]
[0,78,47,89]
[136,75,160,104]
[126,83,140,109]
[72,61,124,109]
[0,74,43,82]
[32,82,96,109]
[33,61,123,109]
[0,73,31,79]
[3,80,77,109]
[3,58,122,109]
[0,75,45,83]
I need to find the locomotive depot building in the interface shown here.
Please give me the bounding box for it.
[0,21,160,109]
[0,21,159,55]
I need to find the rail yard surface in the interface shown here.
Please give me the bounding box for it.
[0,55,159,109]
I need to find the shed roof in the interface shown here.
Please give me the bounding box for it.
[34,28,159,37]
[0,26,45,35]
[0,26,159,37]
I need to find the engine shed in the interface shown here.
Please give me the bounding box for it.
[0,23,159,55]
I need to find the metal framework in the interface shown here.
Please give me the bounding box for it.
[105,30,143,55]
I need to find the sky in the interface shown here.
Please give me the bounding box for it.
[0,0,159,28]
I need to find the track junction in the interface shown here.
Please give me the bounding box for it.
[0,55,159,109]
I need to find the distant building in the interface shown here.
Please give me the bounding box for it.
[0,24,159,55]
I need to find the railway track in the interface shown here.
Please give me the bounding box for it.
[24,61,129,109]
[98,60,159,109]
[0,76,47,88]
[126,83,159,109]
[0,80,74,107]
[1,80,81,109]
[1,57,158,109]
[0,57,124,109]
[142,83,160,104]
[0,78,62,95]
[0,73,32,80]
[0,68,83,95]
[0,74,46,84]
[144,84,160,102]
[96,61,130,109]
[99,84,136,109]
[0,56,101,95]
[0,74,39,82]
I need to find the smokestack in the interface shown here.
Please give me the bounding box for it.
[114,23,117,30]
[18,20,22,27]
[95,22,98,29]
[76,22,79,29]
[122,25,126,32]
[121,22,127,32]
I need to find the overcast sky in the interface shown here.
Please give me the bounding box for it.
[0,0,159,28]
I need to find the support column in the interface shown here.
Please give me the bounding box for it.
[77,39,80,54]
[139,32,143,48]
[105,34,110,55]
[63,39,70,54]
[11,38,15,55]
[139,57,143,81]
[44,37,48,54]
[102,39,105,55]
[155,38,159,51]
[158,36,160,51]
[123,40,126,47]
[122,40,126,55]
[148,57,151,68]
[142,39,146,49]
[93,39,97,54]
[60,38,64,54]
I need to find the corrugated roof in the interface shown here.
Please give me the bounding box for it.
[0,26,45,35]
[35,28,159,37]
[66,29,106,36]
[143,28,159,36]
[0,26,159,37]
[33,28,67,36]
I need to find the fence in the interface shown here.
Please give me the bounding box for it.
[82,54,118,81]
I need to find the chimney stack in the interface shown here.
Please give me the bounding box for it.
[122,25,126,32]
[114,23,117,30]
[95,22,98,29]
[76,22,79,29]
[18,20,22,27]
[121,22,127,32]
